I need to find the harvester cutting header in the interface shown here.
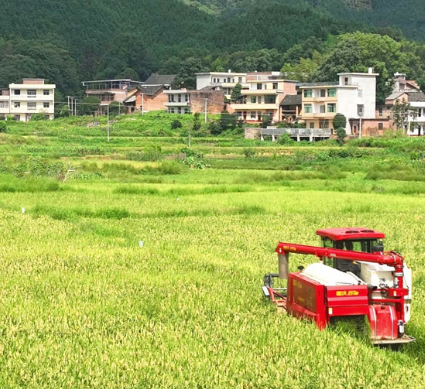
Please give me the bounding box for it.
[263,228,414,345]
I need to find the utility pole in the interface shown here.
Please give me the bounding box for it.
[142,93,144,115]
[204,98,208,123]
[74,98,77,116]
[107,104,110,143]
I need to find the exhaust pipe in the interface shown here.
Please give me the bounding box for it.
[278,253,289,279]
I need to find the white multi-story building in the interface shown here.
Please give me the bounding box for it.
[196,71,248,98]
[386,91,425,136]
[300,69,378,134]
[0,79,56,122]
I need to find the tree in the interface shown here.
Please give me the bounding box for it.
[192,112,201,132]
[333,113,347,130]
[0,121,6,133]
[79,96,100,116]
[313,33,411,104]
[174,57,206,89]
[391,98,415,132]
[261,114,273,128]
[108,101,122,117]
[336,128,346,146]
[208,120,222,135]
[219,110,237,132]
[230,83,242,102]
[96,34,155,81]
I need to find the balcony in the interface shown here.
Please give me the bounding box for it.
[302,112,335,119]
[231,103,278,110]
[164,101,189,107]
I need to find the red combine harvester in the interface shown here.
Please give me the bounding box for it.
[263,228,414,345]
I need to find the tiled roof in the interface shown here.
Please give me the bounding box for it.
[144,74,176,85]
[407,92,425,102]
[137,85,164,96]
[280,94,302,106]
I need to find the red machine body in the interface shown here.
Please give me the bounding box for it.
[263,228,414,345]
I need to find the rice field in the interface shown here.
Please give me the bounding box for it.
[1,173,425,388]
[1,116,425,388]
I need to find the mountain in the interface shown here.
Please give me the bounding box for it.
[0,0,423,99]
[185,0,425,40]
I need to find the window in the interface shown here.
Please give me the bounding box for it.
[14,89,20,95]
[378,107,383,116]
[238,77,242,83]
[43,90,50,96]
[378,123,384,130]
[327,88,336,97]
[178,94,181,103]
[358,89,363,98]
[344,77,349,86]
[250,96,256,104]
[14,102,20,108]
[327,103,336,113]
[28,90,36,98]
[320,105,326,113]
[418,108,422,117]
[250,111,256,119]
[265,95,276,104]
[169,95,174,102]
[273,83,278,90]
[257,83,263,90]
[184,108,190,114]
[177,107,181,114]
[304,104,312,113]
[357,104,364,116]
[237,111,242,118]
[185,94,189,102]
[304,89,312,98]
[0,102,8,108]
[320,89,326,98]
[43,102,50,109]
[319,119,329,129]
[258,96,262,104]
[14,115,20,121]
[28,102,36,110]
[309,122,314,129]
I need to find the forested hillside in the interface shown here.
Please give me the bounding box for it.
[0,0,423,100]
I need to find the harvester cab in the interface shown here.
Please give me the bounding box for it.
[263,228,414,345]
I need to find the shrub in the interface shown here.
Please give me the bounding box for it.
[171,120,182,129]
[158,160,182,175]
[31,113,47,121]
[243,148,256,158]
[0,121,7,133]
[277,133,294,145]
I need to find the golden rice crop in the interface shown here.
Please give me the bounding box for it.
[0,176,424,388]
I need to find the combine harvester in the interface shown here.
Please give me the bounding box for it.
[263,228,414,345]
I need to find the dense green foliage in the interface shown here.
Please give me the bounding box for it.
[0,0,424,101]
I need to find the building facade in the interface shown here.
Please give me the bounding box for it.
[163,87,225,115]
[385,91,425,136]
[228,72,298,123]
[300,69,378,134]
[196,71,248,99]
[82,79,144,114]
[0,79,55,122]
